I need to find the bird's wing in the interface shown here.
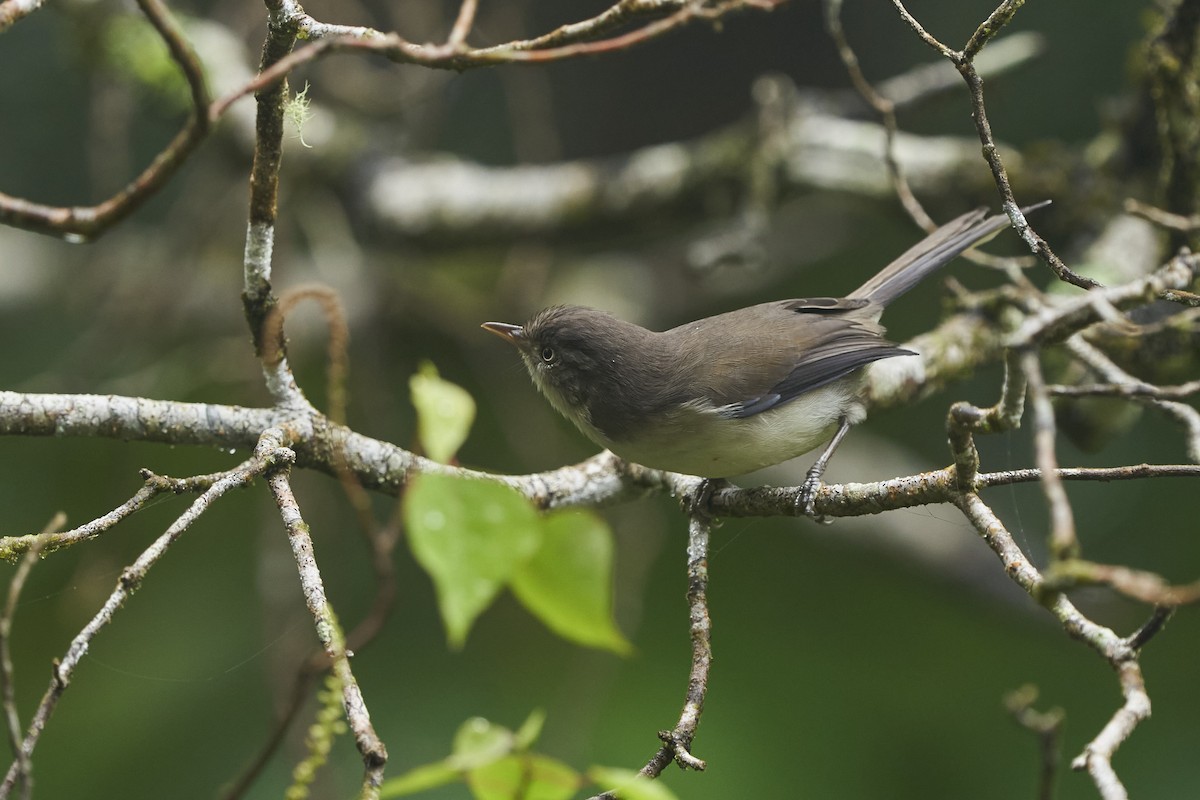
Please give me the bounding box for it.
[671,299,911,420]
[718,328,910,418]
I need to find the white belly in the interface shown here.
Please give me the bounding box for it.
[604,380,866,478]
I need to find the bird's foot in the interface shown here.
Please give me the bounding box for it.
[797,469,833,525]
[685,478,727,519]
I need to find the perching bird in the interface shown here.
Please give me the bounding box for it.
[483,205,1038,516]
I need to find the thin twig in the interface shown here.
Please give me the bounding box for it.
[1048,379,1200,399]
[263,285,351,423]
[0,437,291,800]
[1005,685,1064,800]
[0,514,62,800]
[445,0,478,48]
[1046,560,1200,606]
[587,511,712,799]
[954,482,1154,800]
[1064,335,1200,463]
[0,483,164,559]
[0,0,210,240]
[823,0,933,230]
[888,0,1095,290]
[1071,660,1151,800]
[266,458,388,795]
[1021,350,1078,560]
[1124,197,1200,232]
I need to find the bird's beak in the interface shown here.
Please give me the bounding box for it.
[481,321,526,347]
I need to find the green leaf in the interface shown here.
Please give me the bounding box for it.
[511,511,631,655]
[513,708,546,751]
[405,474,542,648]
[449,717,516,770]
[587,767,679,800]
[378,761,462,798]
[410,361,476,463]
[469,755,580,800]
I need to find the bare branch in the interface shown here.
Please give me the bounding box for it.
[0,481,169,559]
[588,512,712,800]
[824,0,934,230]
[1005,685,1064,800]
[0,0,210,240]
[0,437,291,800]
[445,0,479,48]
[1063,335,1200,463]
[0,514,62,800]
[888,0,1097,290]
[963,0,1025,60]
[1071,660,1151,800]
[1021,350,1078,559]
[266,448,388,793]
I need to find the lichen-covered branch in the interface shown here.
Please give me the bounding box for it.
[266,440,388,796]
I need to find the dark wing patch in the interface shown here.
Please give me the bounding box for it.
[719,341,913,419]
[779,297,872,314]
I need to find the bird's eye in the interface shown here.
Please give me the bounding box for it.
[540,346,556,363]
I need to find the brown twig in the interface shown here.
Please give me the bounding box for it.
[823,0,933,231]
[587,511,712,799]
[263,285,351,423]
[889,0,1097,290]
[2,0,780,241]
[0,0,210,240]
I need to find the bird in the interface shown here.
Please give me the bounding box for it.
[482,205,1038,517]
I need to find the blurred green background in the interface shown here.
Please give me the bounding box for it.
[1,1,1198,798]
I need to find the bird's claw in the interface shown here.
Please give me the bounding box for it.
[685,478,721,518]
[797,471,832,525]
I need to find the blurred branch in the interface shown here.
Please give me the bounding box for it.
[285,0,786,65]
[1145,0,1200,250]
[1005,685,1064,800]
[0,0,211,240]
[357,36,1042,241]
[0,4,1041,244]
[0,0,781,242]
[824,0,934,230]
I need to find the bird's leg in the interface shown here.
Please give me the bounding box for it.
[798,416,852,522]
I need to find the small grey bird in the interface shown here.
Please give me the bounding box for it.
[483,206,1036,515]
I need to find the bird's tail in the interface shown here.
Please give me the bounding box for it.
[848,202,1049,307]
